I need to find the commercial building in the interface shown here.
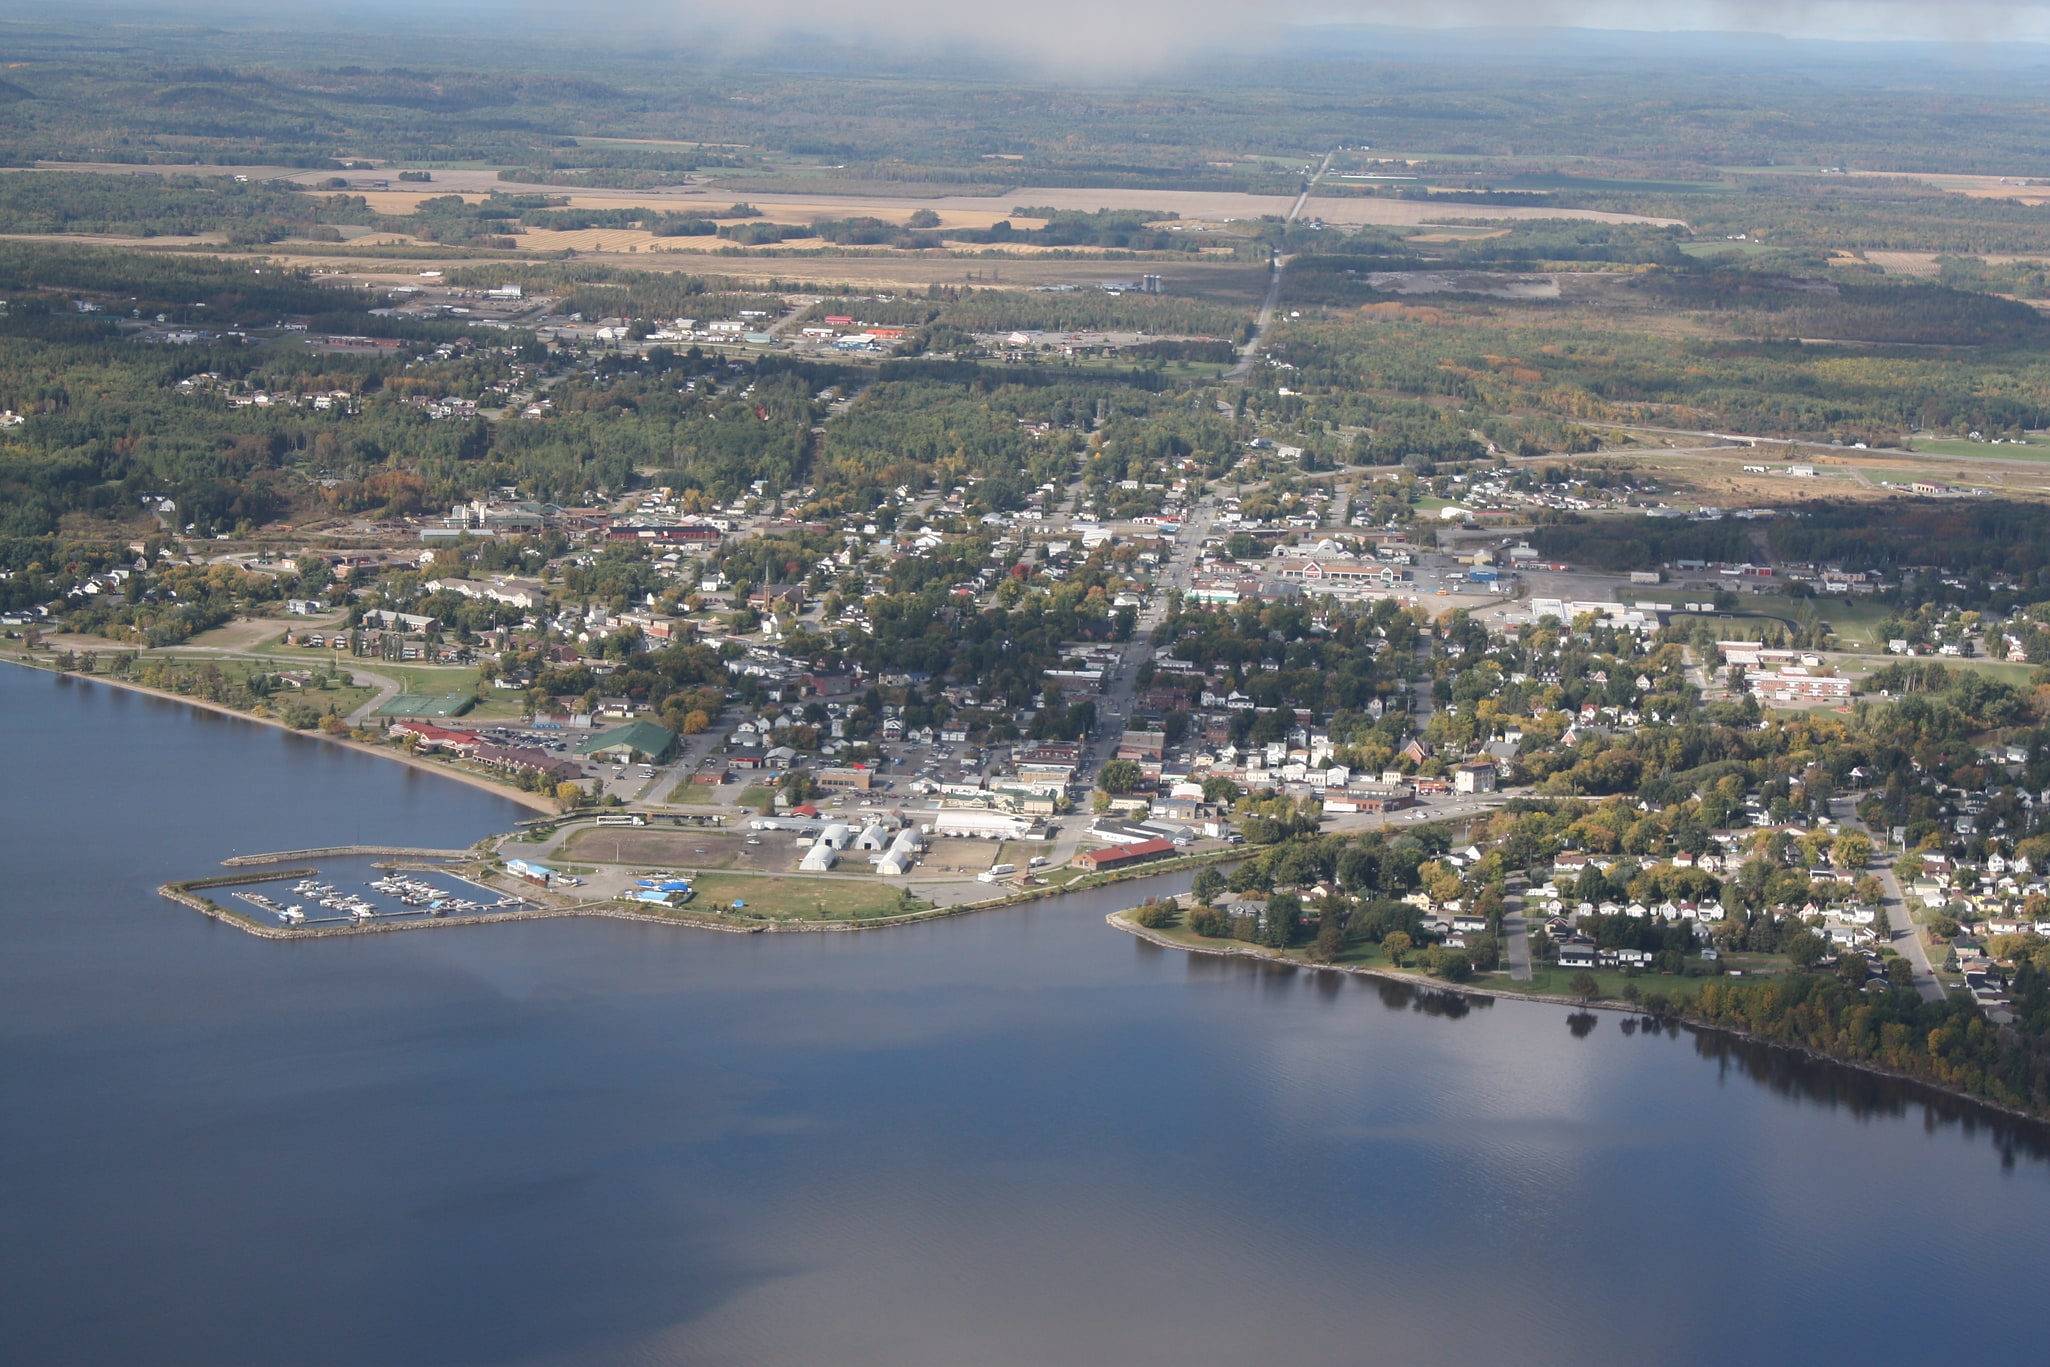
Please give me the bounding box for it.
[1452,762,1498,794]
[931,808,1034,840]
[1747,669,1852,703]
[572,721,678,763]
[1073,838,1176,872]
[877,827,925,877]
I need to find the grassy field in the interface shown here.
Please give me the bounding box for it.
[664,779,726,804]
[1679,240,1779,260]
[1907,436,2050,461]
[1122,911,1755,1007]
[150,653,379,717]
[1811,597,1894,646]
[1837,653,2040,687]
[680,872,925,921]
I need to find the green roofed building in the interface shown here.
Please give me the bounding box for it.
[572,720,677,764]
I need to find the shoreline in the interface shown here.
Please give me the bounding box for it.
[1107,911,1622,1013]
[3,656,557,814]
[1108,911,2050,1132]
[158,851,1217,941]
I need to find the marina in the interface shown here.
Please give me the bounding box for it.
[227,865,531,927]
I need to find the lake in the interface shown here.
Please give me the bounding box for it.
[3,662,2046,1366]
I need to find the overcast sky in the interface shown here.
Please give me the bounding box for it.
[697,0,2050,48]
[64,0,2050,44]
[51,1,2050,75]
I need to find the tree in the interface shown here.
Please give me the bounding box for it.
[682,709,711,734]
[554,781,583,811]
[1568,970,1600,1002]
[1097,759,1142,794]
[1422,862,1464,905]
[1382,930,1413,967]
[1431,948,1473,982]
[1311,913,1345,962]
[1261,892,1302,948]
[1133,896,1180,929]
[1832,833,1873,870]
[1837,950,1869,986]
[1784,930,1827,971]
[1191,866,1225,906]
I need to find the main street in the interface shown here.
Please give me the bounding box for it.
[1077,499,1218,788]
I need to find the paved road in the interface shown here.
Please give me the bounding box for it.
[1504,883,1533,981]
[1228,252,1289,381]
[1076,501,1217,786]
[340,665,405,725]
[1409,639,1435,727]
[1832,796,1943,1001]
[169,640,406,725]
[1227,149,1334,381]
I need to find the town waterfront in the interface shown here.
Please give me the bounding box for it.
[4,661,2049,1366]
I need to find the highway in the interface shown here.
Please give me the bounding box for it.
[1227,149,1335,381]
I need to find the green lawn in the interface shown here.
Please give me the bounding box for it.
[1121,912,1754,1006]
[145,654,378,719]
[1810,597,1893,646]
[664,779,725,804]
[1907,436,2050,461]
[677,872,926,921]
[1679,240,1779,259]
[1517,963,1726,1004]
[1834,651,2037,687]
[259,642,488,694]
[736,786,775,808]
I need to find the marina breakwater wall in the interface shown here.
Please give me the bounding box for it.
[220,845,475,867]
[155,887,795,940]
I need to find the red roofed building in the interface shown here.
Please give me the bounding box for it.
[390,722,479,754]
[1073,838,1176,872]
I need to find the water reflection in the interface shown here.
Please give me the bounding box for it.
[11,663,2050,1367]
[1688,1026,2050,1165]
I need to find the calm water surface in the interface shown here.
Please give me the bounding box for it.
[3,664,2047,1366]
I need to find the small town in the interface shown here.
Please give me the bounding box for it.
[10,14,2050,1364]
[11,401,2048,1033]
